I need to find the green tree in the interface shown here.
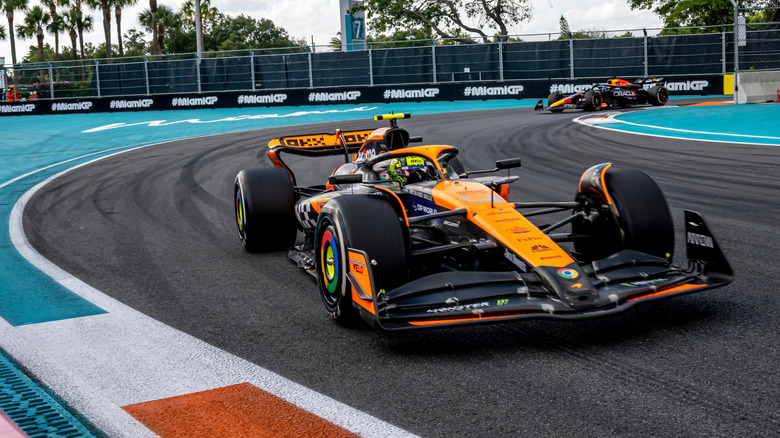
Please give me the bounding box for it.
[17,5,51,64]
[361,0,531,43]
[0,23,5,40]
[114,0,137,57]
[1,0,29,65]
[62,8,78,60]
[559,15,570,38]
[628,0,780,28]
[206,13,304,51]
[139,4,177,53]
[122,27,147,56]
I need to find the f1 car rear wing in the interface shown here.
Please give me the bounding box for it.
[268,129,376,156]
[633,77,665,85]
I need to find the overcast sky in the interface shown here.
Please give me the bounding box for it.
[1,0,663,64]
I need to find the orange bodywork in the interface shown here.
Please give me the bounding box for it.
[348,250,375,315]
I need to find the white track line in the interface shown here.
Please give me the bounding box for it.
[6,140,419,438]
[573,111,780,146]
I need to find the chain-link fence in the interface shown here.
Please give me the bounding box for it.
[3,23,779,101]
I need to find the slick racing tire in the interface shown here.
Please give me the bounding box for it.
[315,196,408,325]
[583,90,603,111]
[547,91,565,113]
[649,85,669,106]
[234,167,297,252]
[573,168,674,261]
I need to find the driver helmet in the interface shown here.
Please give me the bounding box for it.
[387,156,426,186]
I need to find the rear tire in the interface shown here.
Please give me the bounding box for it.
[234,167,296,252]
[548,91,565,113]
[649,85,669,106]
[315,196,408,325]
[573,168,674,261]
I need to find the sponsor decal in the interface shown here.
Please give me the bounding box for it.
[497,299,509,306]
[517,236,544,242]
[666,80,709,91]
[620,278,668,288]
[237,94,288,104]
[484,209,511,216]
[0,104,36,113]
[51,101,93,111]
[171,96,218,106]
[510,227,530,234]
[557,268,579,279]
[540,255,562,260]
[611,90,636,97]
[504,249,527,272]
[550,84,593,94]
[308,91,361,102]
[687,232,714,248]
[493,217,520,223]
[383,88,439,99]
[443,220,459,228]
[351,262,365,275]
[411,200,438,215]
[109,99,154,109]
[408,189,433,201]
[427,302,490,314]
[531,244,552,252]
[463,85,523,97]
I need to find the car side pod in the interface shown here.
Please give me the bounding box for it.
[684,210,733,285]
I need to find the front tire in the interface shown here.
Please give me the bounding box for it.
[315,196,408,325]
[234,167,296,252]
[573,168,674,261]
[583,90,603,111]
[548,91,565,113]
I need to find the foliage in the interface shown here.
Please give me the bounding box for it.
[205,14,305,51]
[360,0,532,43]
[628,0,780,28]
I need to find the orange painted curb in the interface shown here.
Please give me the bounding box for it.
[123,383,360,438]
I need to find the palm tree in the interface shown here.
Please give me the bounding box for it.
[17,5,51,82]
[62,7,77,60]
[0,23,6,40]
[148,0,158,56]
[69,0,92,60]
[139,4,174,55]
[113,0,136,57]
[87,0,111,59]
[181,0,217,51]
[1,0,29,66]
[41,0,66,61]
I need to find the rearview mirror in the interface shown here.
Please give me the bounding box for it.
[496,158,522,169]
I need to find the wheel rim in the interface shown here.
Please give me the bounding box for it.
[320,226,340,306]
[235,187,246,238]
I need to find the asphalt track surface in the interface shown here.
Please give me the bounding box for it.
[23,103,780,437]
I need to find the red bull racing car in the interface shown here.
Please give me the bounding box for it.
[536,78,669,112]
[234,113,731,330]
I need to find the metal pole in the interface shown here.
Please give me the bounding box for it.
[498,39,504,82]
[368,47,373,86]
[196,54,202,93]
[568,33,574,79]
[143,56,150,95]
[94,60,101,97]
[307,49,313,88]
[731,0,739,103]
[195,0,204,56]
[643,29,648,77]
[249,50,256,91]
[47,62,54,98]
[431,39,437,83]
[721,25,726,76]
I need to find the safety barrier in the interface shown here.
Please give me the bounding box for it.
[735,70,780,103]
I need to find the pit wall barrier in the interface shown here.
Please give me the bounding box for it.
[0,75,724,117]
[735,70,780,103]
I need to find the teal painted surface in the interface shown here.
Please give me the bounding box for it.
[611,103,780,146]
[0,350,99,437]
[0,101,532,326]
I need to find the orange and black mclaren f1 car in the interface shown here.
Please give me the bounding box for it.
[535,78,669,112]
[234,113,732,330]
